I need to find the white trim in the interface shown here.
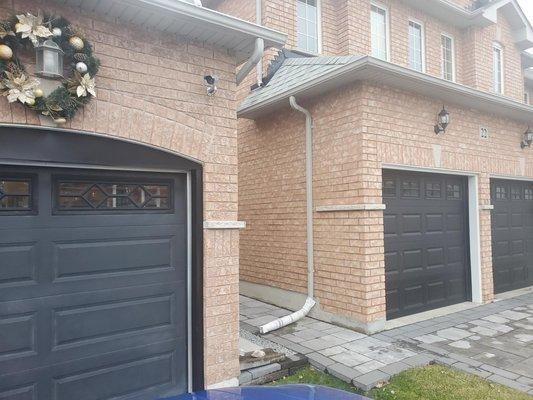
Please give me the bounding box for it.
[382,165,483,308]
[489,174,533,181]
[493,42,505,95]
[440,32,456,82]
[468,175,483,303]
[203,220,246,229]
[370,1,391,62]
[316,204,386,212]
[186,172,193,393]
[480,204,495,210]
[408,18,426,73]
[382,163,478,176]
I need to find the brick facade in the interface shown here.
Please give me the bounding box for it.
[231,0,533,329]
[0,0,241,387]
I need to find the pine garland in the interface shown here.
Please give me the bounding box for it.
[0,13,100,122]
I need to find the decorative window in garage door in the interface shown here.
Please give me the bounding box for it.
[0,178,32,211]
[55,179,171,211]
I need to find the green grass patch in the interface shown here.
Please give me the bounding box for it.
[269,365,533,400]
[269,366,360,393]
[370,364,533,400]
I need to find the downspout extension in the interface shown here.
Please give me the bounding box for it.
[259,96,316,334]
[236,37,264,85]
[255,0,263,87]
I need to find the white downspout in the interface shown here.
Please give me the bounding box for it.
[259,96,316,334]
[256,0,263,87]
[236,37,264,85]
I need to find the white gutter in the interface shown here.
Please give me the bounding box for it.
[259,96,316,334]
[256,0,263,87]
[236,38,264,85]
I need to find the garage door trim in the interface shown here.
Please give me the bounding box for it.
[0,125,205,393]
[382,163,483,310]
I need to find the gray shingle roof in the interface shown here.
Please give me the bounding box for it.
[239,55,363,111]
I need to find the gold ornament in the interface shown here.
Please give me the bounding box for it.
[33,88,44,98]
[0,44,13,60]
[26,98,35,106]
[69,36,84,50]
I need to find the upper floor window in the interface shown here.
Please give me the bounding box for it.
[297,0,320,54]
[408,20,424,72]
[525,91,530,105]
[493,43,504,94]
[371,3,389,60]
[441,34,455,81]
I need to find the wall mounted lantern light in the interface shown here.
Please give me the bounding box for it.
[434,106,450,135]
[35,39,64,79]
[521,126,533,149]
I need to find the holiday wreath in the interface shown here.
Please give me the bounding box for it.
[0,13,100,123]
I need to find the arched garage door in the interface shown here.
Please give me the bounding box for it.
[0,127,203,400]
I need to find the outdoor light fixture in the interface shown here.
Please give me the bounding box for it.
[35,39,64,78]
[521,126,533,149]
[434,106,450,135]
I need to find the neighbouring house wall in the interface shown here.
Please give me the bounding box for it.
[0,0,240,387]
[239,81,533,328]
[239,84,387,326]
[209,0,526,102]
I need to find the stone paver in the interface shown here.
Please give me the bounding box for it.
[239,292,533,393]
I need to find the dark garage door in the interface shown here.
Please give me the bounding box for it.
[491,179,533,294]
[0,166,188,400]
[383,170,471,319]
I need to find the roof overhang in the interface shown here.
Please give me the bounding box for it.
[238,56,533,124]
[402,0,533,49]
[53,0,286,64]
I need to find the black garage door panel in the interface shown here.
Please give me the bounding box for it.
[491,179,533,293]
[383,170,471,319]
[0,167,188,400]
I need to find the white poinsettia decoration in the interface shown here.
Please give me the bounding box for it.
[16,13,53,46]
[1,71,39,104]
[0,25,15,39]
[76,73,96,97]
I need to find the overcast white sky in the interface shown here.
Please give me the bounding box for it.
[517,0,533,25]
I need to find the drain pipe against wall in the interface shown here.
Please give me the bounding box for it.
[259,96,316,334]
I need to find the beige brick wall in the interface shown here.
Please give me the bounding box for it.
[0,0,240,387]
[239,80,533,325]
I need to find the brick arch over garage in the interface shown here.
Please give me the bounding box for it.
[0,124,205,392]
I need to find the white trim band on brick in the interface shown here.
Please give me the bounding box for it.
[480,204,495,210]
[316,204,386,212]
[203,221,246,229]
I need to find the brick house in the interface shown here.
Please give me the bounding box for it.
[0,0,285,398]
[204,0,533,334]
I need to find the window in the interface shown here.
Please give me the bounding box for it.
[371,3,388,60]
[525,91,530,105]
[493,43,504,94]
[383,179,396,198]
[408,20,424,72]
[496,186,508,200]
[441,34,455,81]
[0,178,32,211]
[297,0,320,54]
[425,182,442,199]
[56,179,171,211]
[401,180,419,198]
[446,183,462,200]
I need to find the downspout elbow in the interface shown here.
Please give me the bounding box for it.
[236,37,264,85]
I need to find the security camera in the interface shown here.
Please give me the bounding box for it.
[204,75,219,96]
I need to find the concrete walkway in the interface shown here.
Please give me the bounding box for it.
[239,291,533,393]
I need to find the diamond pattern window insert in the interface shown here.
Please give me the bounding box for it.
[0,178,32,211]
[56,179,171,211]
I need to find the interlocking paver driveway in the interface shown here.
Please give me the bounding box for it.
[240,291,533,393]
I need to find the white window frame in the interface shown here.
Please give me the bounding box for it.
[370,1,390,61]
[492,42,504,95]
[408,18,425,72]
[440,33,456,82]
[296,0,322,55]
